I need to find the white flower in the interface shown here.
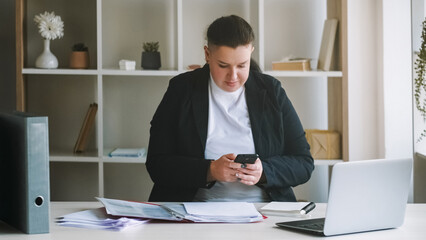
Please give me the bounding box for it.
[34,11,64,40]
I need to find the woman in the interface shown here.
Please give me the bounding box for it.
[146,15,314,202]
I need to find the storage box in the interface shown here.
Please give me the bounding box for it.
[272,59,311,71]
[305,129,341,159]
[119,60,136,70]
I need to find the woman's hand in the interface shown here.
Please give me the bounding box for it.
[208,153,240,182]
[208,154,263,185]
[235,158,263,185]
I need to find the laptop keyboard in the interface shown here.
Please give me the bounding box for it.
[276,218,326,233]
[299,222,324,231]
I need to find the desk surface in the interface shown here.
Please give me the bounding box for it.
[1,202,426,239]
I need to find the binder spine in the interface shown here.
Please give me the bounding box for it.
[26,117,50,234]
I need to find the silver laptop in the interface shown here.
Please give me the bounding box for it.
[276,158,413,236]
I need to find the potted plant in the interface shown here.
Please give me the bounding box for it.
[414,19,426,143]
[70,43,90,69]
[141,41,161,70]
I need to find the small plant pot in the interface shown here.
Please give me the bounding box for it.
[141,52,161,70]
[70,51,90,69]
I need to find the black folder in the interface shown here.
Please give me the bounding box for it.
[0,112,50,234]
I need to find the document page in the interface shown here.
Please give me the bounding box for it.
[183,202,263,222]
[56,208,148,231]
[97,197,263,223]
[96,197,180,221]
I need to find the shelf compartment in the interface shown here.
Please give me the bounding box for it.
[50,162,99,201]
[104,163,153,201]
[25,0,97,69]
[181,0,259,69]
[102,0,177,70]
[26,75,98,153]
[102,76,169,150]
[263,0,327,71]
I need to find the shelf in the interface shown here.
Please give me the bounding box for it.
[416,152,426,160]
[50,149,99,163]
[102,68,180,76]
[50,156,100,163]
[50,156,339,166]
[22,68,342,78]
[103,157,147,164]
[314,159,343,166]
[22,68,99,75]
[264,70,343,78]
[102,148,147,164]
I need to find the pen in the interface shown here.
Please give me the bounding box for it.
[300,202,316,215]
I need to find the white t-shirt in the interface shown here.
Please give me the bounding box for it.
[193,76,269,202]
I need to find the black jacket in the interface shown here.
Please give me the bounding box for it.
[146,64,314,202]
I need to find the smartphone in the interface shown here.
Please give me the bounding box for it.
[234,154,259,165]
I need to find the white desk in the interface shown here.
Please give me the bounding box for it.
[1,202,426,239]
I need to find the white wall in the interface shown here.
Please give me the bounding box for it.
[381,1,413,160]
[346,0,413,161]
[346,0,382,160]
[382,0,413,202]
[346,0,413,201]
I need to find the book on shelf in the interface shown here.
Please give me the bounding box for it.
[74,103,97,153]
[318,18,338,71]
[108,148,147,158]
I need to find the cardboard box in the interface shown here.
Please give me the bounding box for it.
[272,59,311,71]
[305,129,341,159]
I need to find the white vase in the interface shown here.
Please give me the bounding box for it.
[35,39,58,69]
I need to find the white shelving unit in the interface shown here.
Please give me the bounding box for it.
[18,0,344,201]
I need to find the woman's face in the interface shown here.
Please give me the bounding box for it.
[204,44,253,92]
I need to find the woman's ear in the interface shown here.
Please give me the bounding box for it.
[204,45,210,63]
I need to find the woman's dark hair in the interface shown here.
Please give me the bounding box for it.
[206,15,255,48]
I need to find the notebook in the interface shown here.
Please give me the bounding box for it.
[276,158,413,236]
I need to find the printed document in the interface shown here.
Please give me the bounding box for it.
[97,197,263,223]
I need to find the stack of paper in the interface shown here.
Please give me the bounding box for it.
[56,207,149,231]
[183,202,262,223]
[97,197,263,223]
